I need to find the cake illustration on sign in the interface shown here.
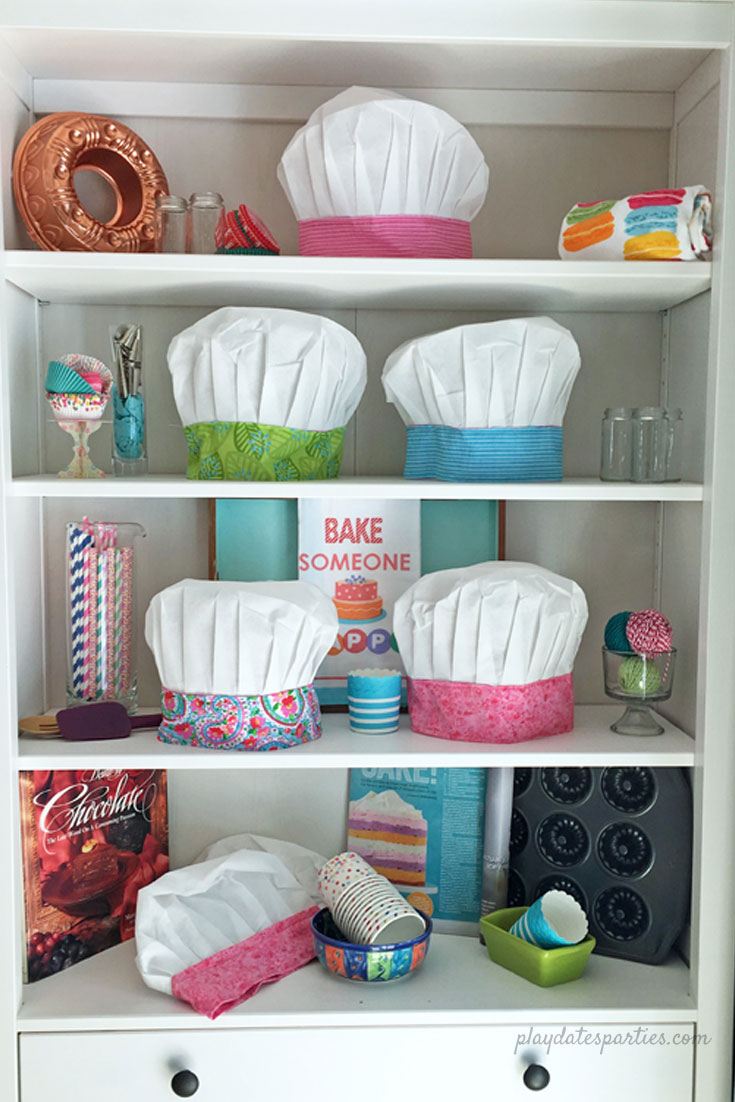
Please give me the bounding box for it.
[347,790,428,885]
[333,574,384,621]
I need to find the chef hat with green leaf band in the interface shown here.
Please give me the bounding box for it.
[167,307,367,480]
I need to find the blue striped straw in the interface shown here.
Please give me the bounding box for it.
[68,522,93,698]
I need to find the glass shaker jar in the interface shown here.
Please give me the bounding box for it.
[631,407,667,482]
[154,194,187,253]
[187,191,225,253]
[664,408,683,482]
[600,407,633,480]
[66,520,146,712]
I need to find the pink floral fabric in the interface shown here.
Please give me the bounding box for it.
[406,674,574,744]
[172,905,319,1018]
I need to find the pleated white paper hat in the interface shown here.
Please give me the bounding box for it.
[167,307,366,431]
[383,317,581,429]
[145,579,338,697]
[394,562,588,687]
[277,86,489,257]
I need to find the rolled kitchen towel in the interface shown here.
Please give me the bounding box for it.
[558,185,712,261]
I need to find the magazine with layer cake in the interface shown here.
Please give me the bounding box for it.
[19,769,169,982]
[347,768,485,935]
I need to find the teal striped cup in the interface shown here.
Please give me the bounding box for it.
[347,668,402,735]
[509,889,588,949]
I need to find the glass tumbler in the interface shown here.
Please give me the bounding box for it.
[154,194,187,253]
[600,407,632,480]
[66,521,146,712]
[664,407,683,481]
[187,192,224,253]
[631,406,667,482]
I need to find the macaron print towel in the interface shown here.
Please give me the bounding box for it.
[559,185,712,261]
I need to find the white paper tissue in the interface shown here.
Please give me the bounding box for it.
[167,307,367,429]
[393,562,588,686]
[277,86,489,221]
[382,317,581,428]
[145,579,339,696]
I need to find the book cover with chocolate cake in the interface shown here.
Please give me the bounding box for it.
[19,769,169,982]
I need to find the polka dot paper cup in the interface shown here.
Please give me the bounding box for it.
[318,852,376,911]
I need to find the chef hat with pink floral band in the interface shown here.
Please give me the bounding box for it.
[394,562,588,744]
[144,579,338,751]
[277,86,489,258]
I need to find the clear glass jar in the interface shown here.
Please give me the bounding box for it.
[111,323,148,477]
[154,194,187,253]
[600,407,632,480]
[66,521,146,712]
[187,191,224,253]
[664,407,683,482]
[631,406,667,482]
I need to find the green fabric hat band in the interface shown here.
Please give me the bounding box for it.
[183,421,345,480]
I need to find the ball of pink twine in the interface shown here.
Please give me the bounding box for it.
[626,609,673,655]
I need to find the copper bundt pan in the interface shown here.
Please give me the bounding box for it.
[13,112,169,252]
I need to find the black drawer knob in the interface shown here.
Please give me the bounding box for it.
[171,1070,199,1097]
[523,1064,550,1091]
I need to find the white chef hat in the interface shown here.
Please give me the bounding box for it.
[393,562,588,744]
[277,86,489,258]
[382,317,581,482]
[167,307,367,480]
[145,579,338,751]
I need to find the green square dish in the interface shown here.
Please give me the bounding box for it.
[479,906,596,987]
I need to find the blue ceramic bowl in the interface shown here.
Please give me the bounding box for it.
[311,907,432,983]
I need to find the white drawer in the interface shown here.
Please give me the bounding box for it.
[20,1024,694,1102]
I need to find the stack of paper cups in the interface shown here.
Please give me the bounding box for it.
[347,668,402,735]
[509,889,588,948]
[319,851,425,944]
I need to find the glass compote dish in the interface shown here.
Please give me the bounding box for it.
[602,646,677,736]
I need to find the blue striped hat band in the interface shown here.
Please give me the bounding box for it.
[404,425,563,482]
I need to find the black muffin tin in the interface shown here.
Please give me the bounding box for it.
[508,766,691,964]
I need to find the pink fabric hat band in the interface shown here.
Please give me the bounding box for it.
[406,673,574,744]
[172,905,319,1019]
[298,215,473,258]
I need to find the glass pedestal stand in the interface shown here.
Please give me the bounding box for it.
[602,646,677,736]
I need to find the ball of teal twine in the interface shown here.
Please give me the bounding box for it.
[604,611,633,653]
[619,656,662,696]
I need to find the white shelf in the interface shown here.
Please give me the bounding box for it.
[16,706,694,769]
[2,254,712,312]
[16,933,694,1033]
[8,475,705,501]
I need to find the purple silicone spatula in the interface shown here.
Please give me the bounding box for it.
[56,702,162,741]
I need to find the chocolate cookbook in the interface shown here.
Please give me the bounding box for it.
[19,769,169,982]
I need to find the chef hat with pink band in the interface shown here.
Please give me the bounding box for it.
[394,561,588,744]
[277,86,489,258]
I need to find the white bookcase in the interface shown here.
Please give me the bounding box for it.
[1,3,735,1100]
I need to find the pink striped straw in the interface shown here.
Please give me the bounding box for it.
[119,547,133,695]
[82,547,98,700]
[104,548,116,698]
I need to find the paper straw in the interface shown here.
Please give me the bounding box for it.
[114,550,123,697]
[119,547,133,695]
[97,552,107,698]
[105,548,117,699]
[68,523,93,699]
[82,547,98,700]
